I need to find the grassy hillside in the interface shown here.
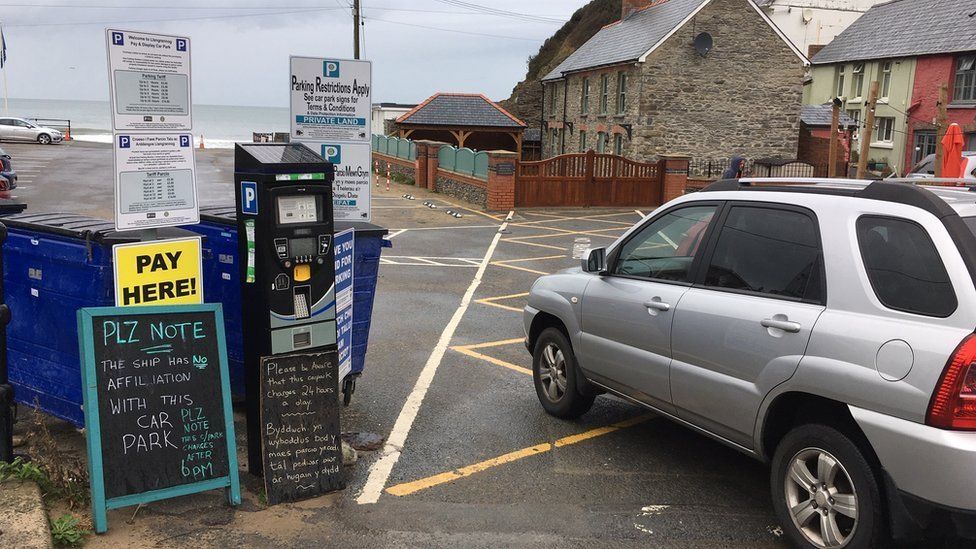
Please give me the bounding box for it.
[500,0,621,125]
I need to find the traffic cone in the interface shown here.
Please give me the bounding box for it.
[63,127,71,141]
[199,135,205,149]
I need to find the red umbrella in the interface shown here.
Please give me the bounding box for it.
[942,123,966,178]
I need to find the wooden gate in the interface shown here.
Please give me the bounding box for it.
[515,150,663,208]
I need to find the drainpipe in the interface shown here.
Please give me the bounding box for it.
[540,81,546,157]
[562,78,569,154]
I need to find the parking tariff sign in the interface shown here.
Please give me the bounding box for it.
[106,29,192,132]
[114,133,199,231]
[290,57,371,142]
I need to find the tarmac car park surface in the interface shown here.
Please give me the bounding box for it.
[11,140,950,547]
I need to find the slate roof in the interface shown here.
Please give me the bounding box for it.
[396,93,526,128]
[542,0,707,81]
[812,0,976,65]
[800,104,858,128]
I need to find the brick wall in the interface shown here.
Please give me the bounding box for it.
[798,124,852,176]
[905,54,976,173]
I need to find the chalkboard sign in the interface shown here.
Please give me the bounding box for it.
[260,350,344,505]
[78,304,241,533]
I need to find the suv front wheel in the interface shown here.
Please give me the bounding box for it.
[771,424,886,548]
[532,328,594,419]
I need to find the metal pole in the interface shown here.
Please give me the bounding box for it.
[0,221,12,463]
[828,97,841,178]
[353,0,361,60]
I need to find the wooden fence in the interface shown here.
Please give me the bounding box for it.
[516,150,662,208]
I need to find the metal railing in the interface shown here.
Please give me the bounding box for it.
[27,118,71,140]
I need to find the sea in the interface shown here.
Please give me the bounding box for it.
[5,98,289,149]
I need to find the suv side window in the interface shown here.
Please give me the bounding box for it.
[856,216,956,317]
[612,205,717,283]
[703,205,825,303]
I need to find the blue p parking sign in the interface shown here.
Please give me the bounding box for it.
[324,61,340,78]
[322,144,341,163]
[241,181,258,215]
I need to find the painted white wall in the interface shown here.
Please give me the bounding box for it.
[371,106,415,136]
[761,0,885,56]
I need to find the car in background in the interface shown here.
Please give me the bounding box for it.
[525,178,976,546]
[908,152,976,179]
[0,117,63,144]
[0,147,17,188]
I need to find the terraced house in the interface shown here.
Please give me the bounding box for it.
[807,0,976,175]
[540,0,808,163]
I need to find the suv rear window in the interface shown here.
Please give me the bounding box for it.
[857,216,956,317]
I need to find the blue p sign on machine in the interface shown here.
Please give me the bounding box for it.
[241,181,258,215]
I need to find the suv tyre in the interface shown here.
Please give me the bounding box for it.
[532,328,594,419]
[771,424,886,549]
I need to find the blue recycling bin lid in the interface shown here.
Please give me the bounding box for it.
[1,212,203,244]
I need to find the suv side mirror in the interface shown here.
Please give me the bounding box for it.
[582,247,607,273]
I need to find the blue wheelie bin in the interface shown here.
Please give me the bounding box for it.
[1,212,203,426]
[183,206,390,404]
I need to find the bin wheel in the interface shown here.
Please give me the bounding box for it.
[342,377,356,406]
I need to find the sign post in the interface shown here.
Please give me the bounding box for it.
[77,304,240,533]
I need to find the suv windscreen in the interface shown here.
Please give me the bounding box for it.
[857,216,956,317]
[703,206,824,303]
[613,205,716,282]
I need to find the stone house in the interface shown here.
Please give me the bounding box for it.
[807,0,976,175]
[540,0,809,163]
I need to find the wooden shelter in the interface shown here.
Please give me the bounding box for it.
[395,93,526,156]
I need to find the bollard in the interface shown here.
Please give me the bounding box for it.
[374,160,379,187]
[199,135,206,149]
[386,167,391,191]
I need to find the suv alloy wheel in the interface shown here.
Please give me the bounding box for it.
[532,328,594,419]
[771,424,885,548]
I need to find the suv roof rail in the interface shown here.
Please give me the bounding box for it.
[699,178,956,219]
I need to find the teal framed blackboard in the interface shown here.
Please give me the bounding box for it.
[78,304,241,533]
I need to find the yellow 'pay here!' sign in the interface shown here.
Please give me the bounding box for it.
[113,237,204,306]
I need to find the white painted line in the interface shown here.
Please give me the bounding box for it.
[356,210,513,505]
[635,210,645,217]
[382,255,483,261]
[387,229,407,239]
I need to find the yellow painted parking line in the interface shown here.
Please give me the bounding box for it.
[475,292,529,313]
[385,414,654,497]
[452,339,532,376]
[506,225,626,241]
[497,255,566,264]
[500,238,565,251]
[491,262,550,275]
[514,212,637,228]
[490,254,566,276]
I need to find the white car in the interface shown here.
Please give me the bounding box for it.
[908,152,976,179]
[0,117,63,144]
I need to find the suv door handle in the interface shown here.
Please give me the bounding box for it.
[761,318,801,333]
[643,300,671,312]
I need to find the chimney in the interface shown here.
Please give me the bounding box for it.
[807,44,826,59]
[621,0,646,20]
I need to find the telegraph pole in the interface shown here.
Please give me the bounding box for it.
[353,0,361,60]
[828,97,842,178]
[857,81,879,179]
[935,82,948,177]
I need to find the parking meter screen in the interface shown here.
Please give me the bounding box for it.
[277,195,319,225]
[290,237,316,257]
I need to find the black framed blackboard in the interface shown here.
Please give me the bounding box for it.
[78,304,240,533]
[260,350,344,505]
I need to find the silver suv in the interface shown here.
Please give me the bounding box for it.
[524,179,976,548]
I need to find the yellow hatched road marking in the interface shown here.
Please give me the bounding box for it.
[500,238,565,251]
[385,414,654,497]
[490,254,566,276]
[452,339,531,376]
[475,292,529,313]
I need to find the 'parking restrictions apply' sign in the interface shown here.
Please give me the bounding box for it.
[290,57,371,142]
[113,237,203,306]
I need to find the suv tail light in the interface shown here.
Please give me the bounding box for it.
[927,334,976,430]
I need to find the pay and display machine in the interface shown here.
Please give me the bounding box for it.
[234,143,337,475]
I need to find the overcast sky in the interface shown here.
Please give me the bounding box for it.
[2,0,588,106]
